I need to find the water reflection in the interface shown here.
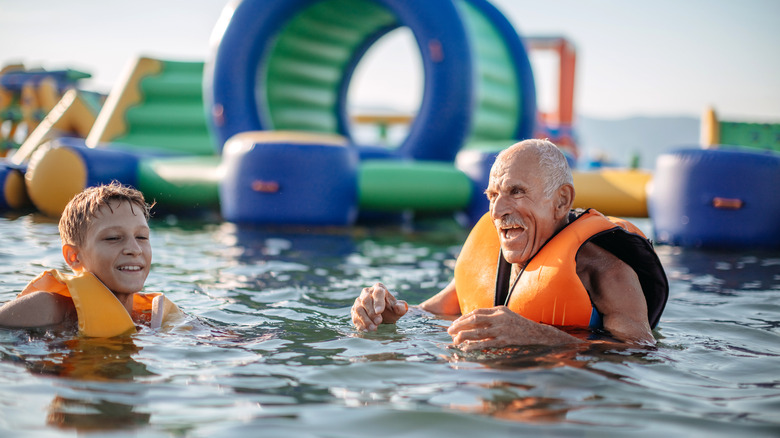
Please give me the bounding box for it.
[28,336,151,380]
[14,333,153,432]
[444,342,661,425]
[221,223,357,263]
[213,223,358,294]
[453,385,577,424]
[657,246,780,294]
[47,395,150,432]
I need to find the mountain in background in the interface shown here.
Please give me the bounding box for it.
[574,115,700,169]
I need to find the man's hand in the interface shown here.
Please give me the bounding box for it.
[447,306,581,351]
[351,282,408,331]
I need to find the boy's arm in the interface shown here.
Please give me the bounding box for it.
[0,292,76,328]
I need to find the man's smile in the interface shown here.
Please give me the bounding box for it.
[497,220,527,241]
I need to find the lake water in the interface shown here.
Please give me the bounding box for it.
[0,213,778,437]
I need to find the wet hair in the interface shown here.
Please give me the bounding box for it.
[495,139,573,198]
[59,181,152,247]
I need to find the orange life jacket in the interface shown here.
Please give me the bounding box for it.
[19,269,183,337]
[454,209,667,328]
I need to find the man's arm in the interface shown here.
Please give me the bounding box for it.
[447,306,583,350]
[0,292,76,328]
[419,279,461,316]
[442,274,582,350]
[576,242,655,345]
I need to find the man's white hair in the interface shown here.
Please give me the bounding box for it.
[495,139,573,198]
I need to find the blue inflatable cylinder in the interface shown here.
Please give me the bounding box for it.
[456,148,497,224]
[649,148,780,248]
[54,137,141,187]
[0,162,30,211]
[25,138,140,217]
[220,132,358,226]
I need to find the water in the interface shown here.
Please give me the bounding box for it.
[0,213,778,437]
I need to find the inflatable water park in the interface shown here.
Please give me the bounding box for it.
[1,0,778,248]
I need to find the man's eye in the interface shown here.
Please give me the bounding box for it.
[137,236,149,241]
[105,236,120,241]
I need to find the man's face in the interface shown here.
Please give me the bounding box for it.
[485,150,560,266]
[68,200,151,295]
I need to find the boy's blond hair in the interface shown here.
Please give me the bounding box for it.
[59,182,152,247]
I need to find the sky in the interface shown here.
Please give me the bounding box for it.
[1,0,778,121]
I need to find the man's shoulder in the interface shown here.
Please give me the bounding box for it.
[575,241,635,285]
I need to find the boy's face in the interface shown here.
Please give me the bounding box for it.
[65,200,151,295]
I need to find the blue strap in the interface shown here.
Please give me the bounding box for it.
[588,307,603,329]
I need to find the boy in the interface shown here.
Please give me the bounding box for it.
[0,182,183,337]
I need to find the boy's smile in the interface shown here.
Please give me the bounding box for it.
[67,200,152,295]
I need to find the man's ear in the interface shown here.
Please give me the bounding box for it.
[554,184,575,219]
[62,244,84,271]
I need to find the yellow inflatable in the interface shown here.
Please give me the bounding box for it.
[572,169,651,217]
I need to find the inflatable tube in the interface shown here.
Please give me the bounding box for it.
[572,169,651,218]
[220,131,358,225]
[649,148,780,248]
[24,137,220,217]
[25,138,139,217]
[0,162,30,211]
[204,0,536,161]
[136,156,221,211]
[358,160,472,211]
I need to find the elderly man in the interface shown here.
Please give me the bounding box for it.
[351,139,668,350]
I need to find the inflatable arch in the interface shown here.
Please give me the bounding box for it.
[204,0,537,162]
[6,0,545,226]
